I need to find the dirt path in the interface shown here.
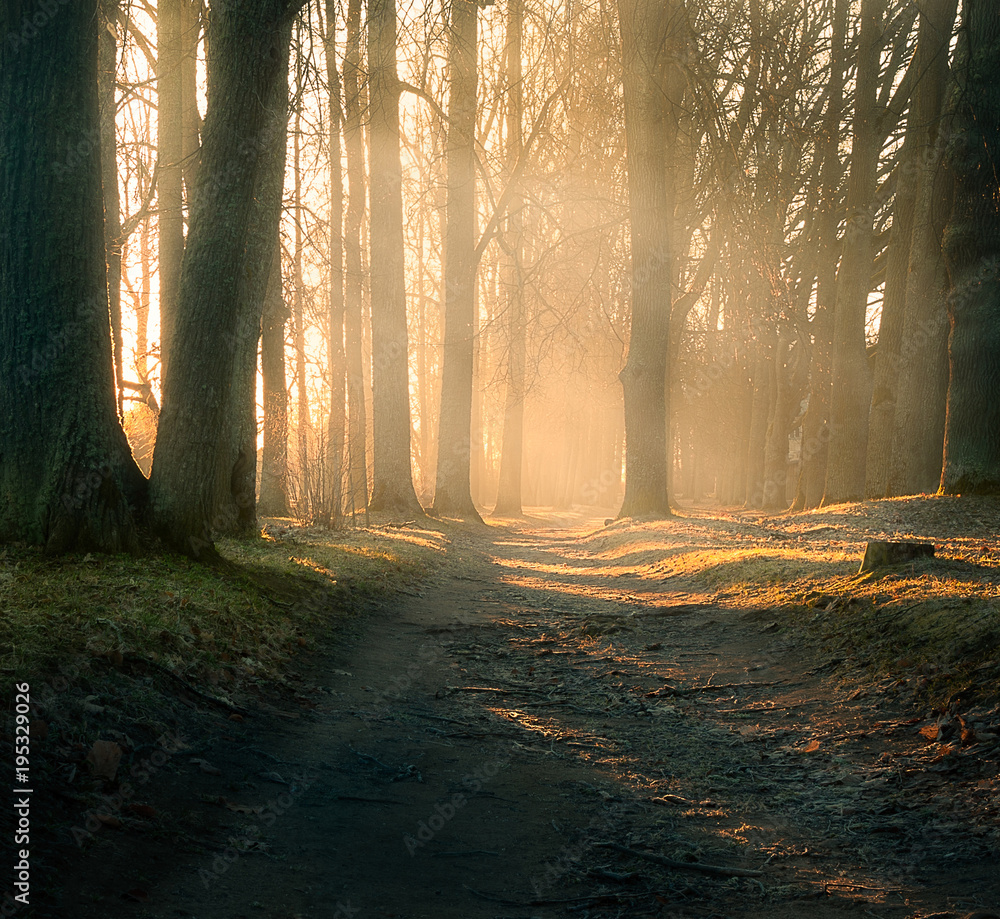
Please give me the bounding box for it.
[68,513,1000,918]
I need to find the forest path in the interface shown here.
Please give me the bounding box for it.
[77,511,1000,919]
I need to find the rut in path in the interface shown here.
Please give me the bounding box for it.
[75,515,1000,919]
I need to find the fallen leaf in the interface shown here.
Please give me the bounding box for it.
[95,813,122,829]
[800,739,821,754]
[85,740,122,780]
[228,713,244,722]
[122,888,149,903]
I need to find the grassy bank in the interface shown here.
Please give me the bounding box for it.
[585,495,1000,708]
[0,520,448,699]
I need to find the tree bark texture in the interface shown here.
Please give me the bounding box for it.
[940,1,1000,494]
[150,0,299,555]
[0,0,146,552]
[869,0,958,497]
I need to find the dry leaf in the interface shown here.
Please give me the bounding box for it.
[800,739,821,754]
[123,888,149,903]
[95,813,122,829]
[85,740,122,781]
[228,713,244,722]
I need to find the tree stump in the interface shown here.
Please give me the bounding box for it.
[859,540,935,574]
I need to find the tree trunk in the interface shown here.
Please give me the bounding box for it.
[745,325,775,509]
[792,0,846,511]
[433,0,482,519]
[325,0,346,526]
[367,0,424,516]
[870,0,958,498]
[0,0,146,552]
[150,0,299,556]
[615,0,677,519]
[99,0,124,421]
[940,1,1000,494]
[292,99,311,517]
[822,0,884,505]
[180,0,202,201]
[887,0,958,496]
[494,0,527,517]
[259,240,291,517]
[343,0,369,516]
[157,0,184,380]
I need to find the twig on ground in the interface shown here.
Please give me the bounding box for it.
[125,655,249,716]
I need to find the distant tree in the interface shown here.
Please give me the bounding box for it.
[884,0,958,496]
[493,0,527,517]
[367,0,425,515]
[433,0,482,519]
[822,0,886,505]
[940,0,1000,494]
[259,241,292,516]
[342,0,370,515]
[324,0,347,527]
[0,0,147,551]
[615,0,679,518]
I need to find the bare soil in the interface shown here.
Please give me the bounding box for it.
[47,508,1000,917]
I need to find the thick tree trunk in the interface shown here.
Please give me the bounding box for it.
[822,0,884,505]
[150,0,299,556]
[343,0,369,516]
[940,1,1000,494]
[494,0,527,517]
[157,0,184,380]
[0,0,146,552]
[367,0,424,515]
[871,0,958,498]
[616,0,676,519]
[433,0,482,519]
[259,241,291,517]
